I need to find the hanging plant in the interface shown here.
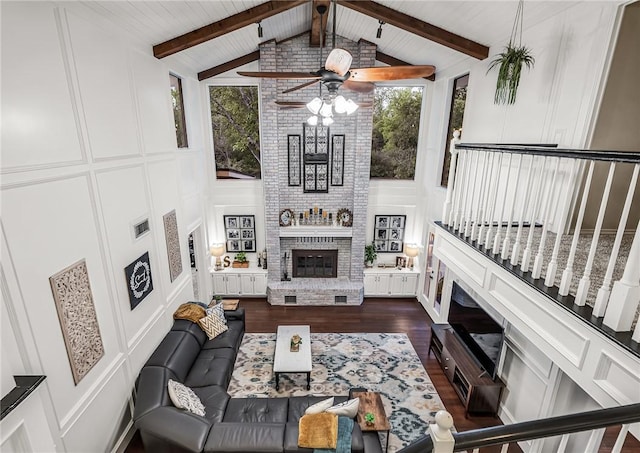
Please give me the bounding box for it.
[487,0,535,105]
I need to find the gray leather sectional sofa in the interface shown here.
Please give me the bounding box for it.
[133,308,383,453]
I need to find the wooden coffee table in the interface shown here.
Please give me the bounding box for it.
[273,325,312,391]
[352,391,391,453]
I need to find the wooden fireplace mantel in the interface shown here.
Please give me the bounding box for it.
[279,226,352,238]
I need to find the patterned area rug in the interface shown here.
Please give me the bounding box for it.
[227,333,446,452]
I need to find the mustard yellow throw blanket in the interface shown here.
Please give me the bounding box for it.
[298,413,354,453]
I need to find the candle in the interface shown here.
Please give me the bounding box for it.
[329,213,333,220]
[323,211,327,218]
[299,212,303,220]
[309,208,313,215]
[319,208,323,215]
[313,206,318,214]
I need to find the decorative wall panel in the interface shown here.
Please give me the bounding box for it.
[163,210,182,282]
[288,135,301,186]
[331,135,345,186]
[49,259,104,385]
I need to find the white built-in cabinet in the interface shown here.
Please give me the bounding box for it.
[211,267,267,297]
[364,268,420,297]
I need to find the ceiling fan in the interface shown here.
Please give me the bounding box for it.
[237,3,435,117]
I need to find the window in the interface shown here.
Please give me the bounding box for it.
[440,74,469,187]
[169,74,188,148]
[371,86,423,179]
[209,86,261,179]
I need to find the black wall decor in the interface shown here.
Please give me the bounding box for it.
[331,134,345,186]
[225,215,256,252]
[302,124,329,193]
[287,134,301,186]
[373,215,406,253]
[125,252,154,310]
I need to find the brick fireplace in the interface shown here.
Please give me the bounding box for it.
[260,34,375,305]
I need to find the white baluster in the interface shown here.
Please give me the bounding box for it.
[500,444,509,453]
[471,152,489,242]
[501,154,524,259]
[492,153,514,254]
[612,424,630,453]
[458,150,473,234]
[545,159,580,287]
[477,152,496,246]
[464,152,480,237]
[585,427,606,452]
[532,157,562,279]
[634,313,640,343]
[448,148,463,227]
[442,133,461,225]
[427,410,454,453]
[593,164,639,317]
[484,153,504,251]
[557,434,569,453]
[521,156,548,272]
[575,163,616,306]
[559,161,595,296]
[511,155,535,266]
[451,150,467,230]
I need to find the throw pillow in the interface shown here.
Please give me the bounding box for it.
[167,379,205,416]
[189,301,209,309]
[304,397,334,415]
[198,312,228,340]
[205,302,227,324]
[326,398,360,418]
[298,413,338,449]
[173,303,205,323]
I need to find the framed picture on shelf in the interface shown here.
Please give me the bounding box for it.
[395,256,406,268]
[224,215,255,253]
[374,215,406,253]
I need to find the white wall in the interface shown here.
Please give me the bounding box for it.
[1,3,207,451]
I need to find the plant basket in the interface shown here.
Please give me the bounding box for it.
[232,261,249,268]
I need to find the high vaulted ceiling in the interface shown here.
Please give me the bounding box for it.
[76,1,580,80]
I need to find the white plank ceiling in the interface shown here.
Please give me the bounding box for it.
[67,1,582,77]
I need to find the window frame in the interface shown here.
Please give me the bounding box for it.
[169,73,189,149]
[440,73,469,187]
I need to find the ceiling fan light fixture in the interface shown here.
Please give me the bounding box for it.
[319,102,333,118]
[322,117,334,126]
[325,49,353,76]
[334,95,347,113]
[307,115,319,126]
[345,99,359,115]
[306,97,322,115]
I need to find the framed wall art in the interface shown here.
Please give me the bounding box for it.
[302,123,330,193]
[288,134,301,186]
[331,134,345,186]
[49,259,104,385]
[163,210,183,282]
[374,215,406,253]
[125,252,154,310]
[224,215,256,252]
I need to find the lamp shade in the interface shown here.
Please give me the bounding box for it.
[209,244,225,257]
[404,244,419,258]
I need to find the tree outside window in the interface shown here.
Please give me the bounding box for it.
[209,86,261,179]
[371,86,423,180]
[441,74,469,187]
[170,74,188,148]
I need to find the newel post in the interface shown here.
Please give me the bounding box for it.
[427,410,455,453]
[442,131,461,225]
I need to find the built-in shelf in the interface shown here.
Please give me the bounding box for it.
[279,226,352,238]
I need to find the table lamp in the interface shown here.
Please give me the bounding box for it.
[404,243,420,270]
[210,243,225,271]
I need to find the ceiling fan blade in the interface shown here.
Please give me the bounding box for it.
[237,71,321,80]
[282,80,320,94]
[349,65,436,82]
[275,100,373,109]
[342,80,375,93]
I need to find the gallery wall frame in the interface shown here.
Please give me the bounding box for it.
[224,215,256,252]
[125,252,154,310]
[49,259,104,385]
[287,134,301,186]
[373,215,406,253]
[331,134,345,186]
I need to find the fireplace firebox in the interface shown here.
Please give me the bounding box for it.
[292,249,338,278]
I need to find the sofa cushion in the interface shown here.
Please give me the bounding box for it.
[204,422,286,453]
[133,366,177,421]
[193,385,231,423]
[287,396,347,422]
[223,398,289,423]
[168,379,206,416]
[172,319,207,346]
[185,349,235,388]
[145,331,201,382]
[203,319,244,351]
[283,421,365,453]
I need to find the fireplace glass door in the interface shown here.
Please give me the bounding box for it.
[292,250,338,278]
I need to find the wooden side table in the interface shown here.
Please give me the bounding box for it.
[352,391,391,453]
[222,299,239,310]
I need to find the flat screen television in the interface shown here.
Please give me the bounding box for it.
[448,282,504,380]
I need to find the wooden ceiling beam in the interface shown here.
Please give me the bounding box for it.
[310,0,331,47]
[376,51,436,81]
[339,0,489,60]
[153,0,307,59]
[198,51,261,81]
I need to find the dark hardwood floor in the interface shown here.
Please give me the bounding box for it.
[125,298,639,453]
